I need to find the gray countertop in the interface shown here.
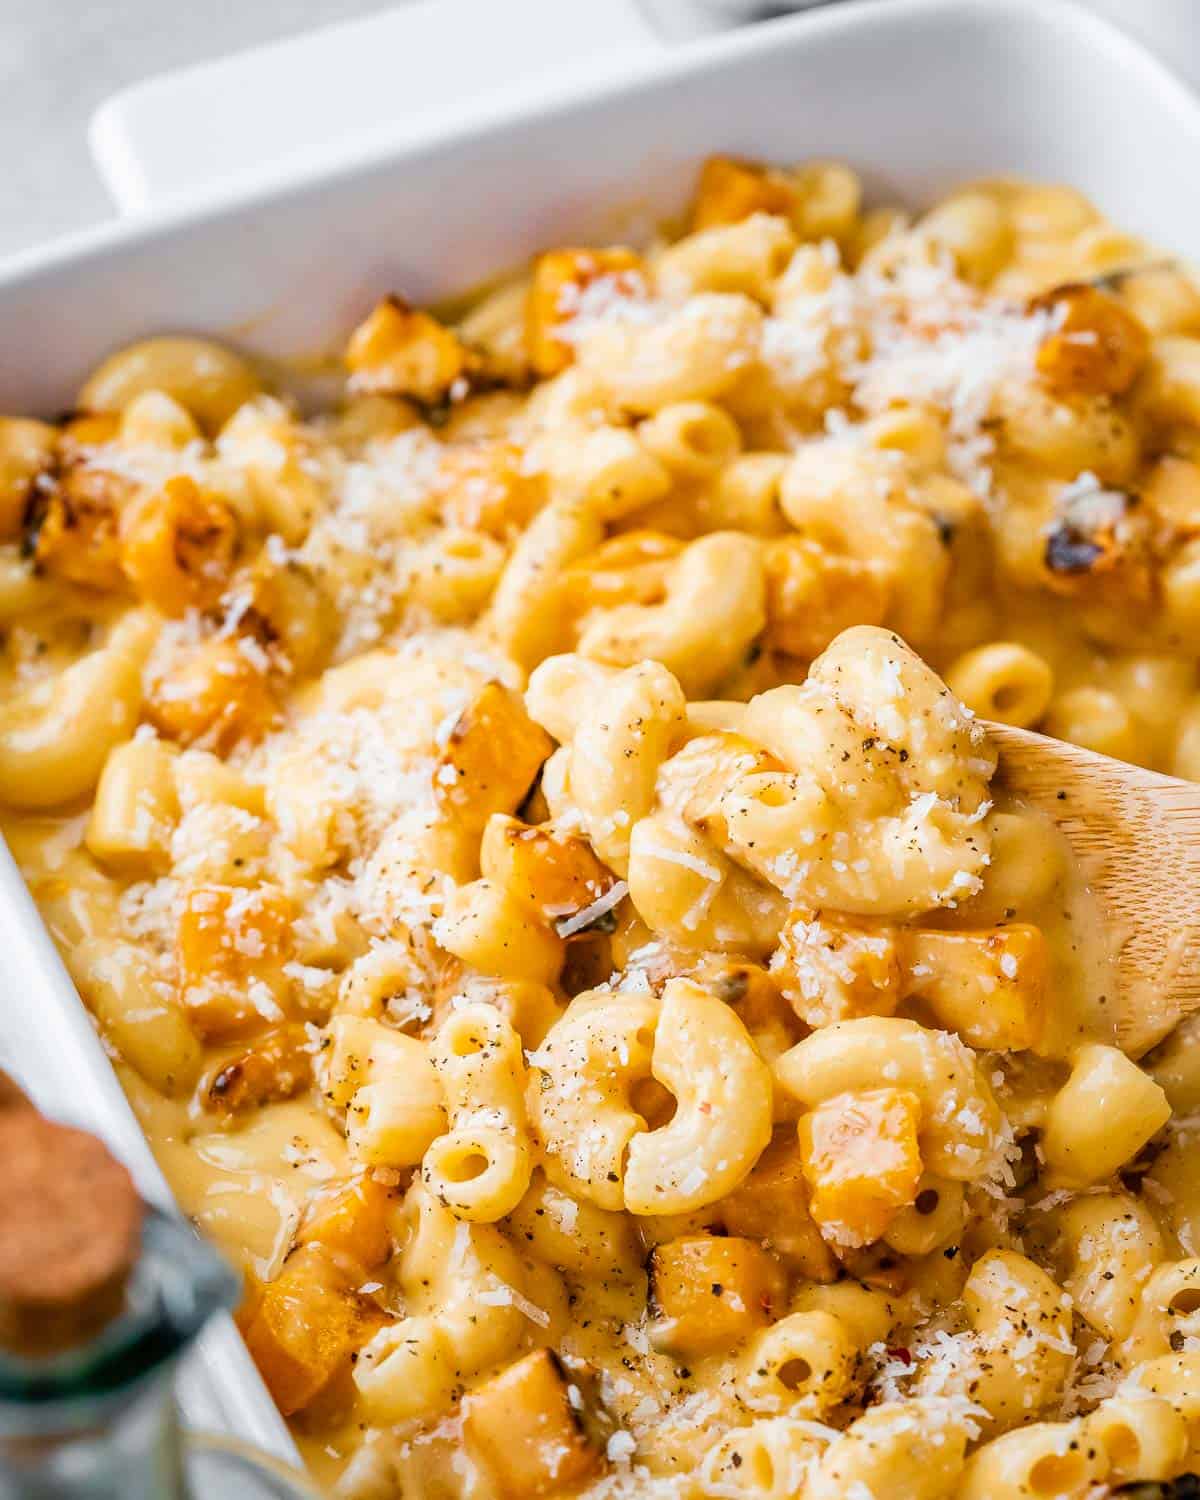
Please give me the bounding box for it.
[1,0,1196,261]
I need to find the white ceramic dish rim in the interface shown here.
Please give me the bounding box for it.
[1,0,1199,1470]
[3,0,1199,291]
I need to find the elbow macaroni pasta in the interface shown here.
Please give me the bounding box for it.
[2,155,1199,1498]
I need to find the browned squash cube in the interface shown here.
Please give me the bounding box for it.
[119,474,238,615]
[720,1130,837,1282]
[901,924,1047,1051]
[232,552,334,678]
[435,440,546,538]
[296,1172,398,1269]
[345,296,470,405]
[798,1087,923,1249]
[764,537,890,661]
[689,155,796,231]
[434,681,553,833]
[526,247,647,377]
[240,1245,385,1416]
[1040,482,1153,606]
[463,1350,601,1498]
[648,1235,786,1358]
[31,464,128,590]
[146,636,278,750]
[199,1023,313,1117]
[176,884,294,1041]
[1033,282,1150,396]
[481,814,618,926]
[772,908,903,1029]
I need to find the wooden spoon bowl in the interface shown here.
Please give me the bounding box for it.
[986,720,1200,1057]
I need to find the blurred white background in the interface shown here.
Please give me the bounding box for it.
[1,0,1195,260]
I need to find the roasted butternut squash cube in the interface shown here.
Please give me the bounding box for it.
[296,1172,398,1269]
[689,155,796,231]
[199,1022,313,1116]
[0,418,55,542]
[464,1350,601,1498]
[1040,480,1153,606]
[119,474,238,615]
[345,296,470,405]
[230,552,334,678]
[146,636,278,750]
[797,1087,923,1249]
[31,464,128,590]
[480,814,618,927]
[526,247,647,377]
[648,1235,786,1357]
[176,883,294,1040]
[240,1245,385,1416]
[764,537,890,661]
[1034,283,1150,396]
[434,681,553,833]
[901,924,1047,1051]
[721,1130,837,1281]
[771,909,902,1029]
[435,441,545,537]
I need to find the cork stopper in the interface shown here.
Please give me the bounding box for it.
[0,1099,144,1356]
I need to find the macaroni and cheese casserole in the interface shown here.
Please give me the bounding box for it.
[3,157,1200,1499]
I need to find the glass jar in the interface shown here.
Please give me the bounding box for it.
[0,1208,319,1500]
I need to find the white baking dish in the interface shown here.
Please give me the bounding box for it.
[1,0,1198,1469]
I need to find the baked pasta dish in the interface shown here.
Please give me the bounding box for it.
[4,157,1200,1500]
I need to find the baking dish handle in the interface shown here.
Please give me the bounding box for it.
[88,0,666,217]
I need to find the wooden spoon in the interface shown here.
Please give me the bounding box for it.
[986,721,1200,1057]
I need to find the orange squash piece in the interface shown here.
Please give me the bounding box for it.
[32,464,128,590]
[240,1245,385,1416]
[345,296,470,405]
[199,1023,313,1117]
[721,1130,837,1281]
[689,155,795,232]
[435,441,545,538]
[295,1173,398,1269]
[434,681,552,833]
[481,815,618,927]
[763,537,890,661]
[901,924,1048,1051]
[146,636,278,750]
[119,474,238,615]
[1033,283,1150,397]
[798,1087,923,1249]
[176,884,294,1041]
[463,1350,602,1498]
[526,247,647,377]
[772,908,903,1030]
[649,1235,786,1358]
